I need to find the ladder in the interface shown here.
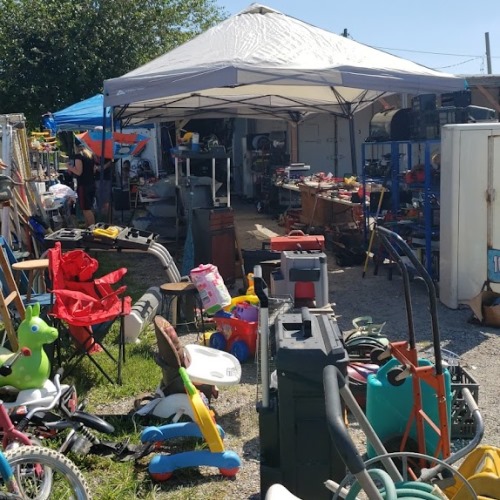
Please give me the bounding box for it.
[0,245,25,351]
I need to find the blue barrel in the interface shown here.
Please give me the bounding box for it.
[366,357,451,458]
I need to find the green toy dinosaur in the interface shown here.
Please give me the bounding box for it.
[0,303,58,390]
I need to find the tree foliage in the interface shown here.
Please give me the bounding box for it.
[0,0,226,125]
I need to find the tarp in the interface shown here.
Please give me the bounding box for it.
[104,3,467,125]
[53,94,111,131]
[76,130,150,159]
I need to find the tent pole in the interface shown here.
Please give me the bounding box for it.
[289,122,298,163]
[334,115,339,177]
[348,108,357,175]
[99,104,107,223]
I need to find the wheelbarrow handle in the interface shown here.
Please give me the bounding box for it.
[376,226,443,373]
[253,265,269,308]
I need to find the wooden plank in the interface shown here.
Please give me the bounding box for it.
[476,85,500,113]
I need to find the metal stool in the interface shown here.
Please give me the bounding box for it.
[159,282,204,335]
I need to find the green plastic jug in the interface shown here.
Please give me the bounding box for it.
[366,357,451,458]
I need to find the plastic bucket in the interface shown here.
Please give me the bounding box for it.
[190,264,231,315]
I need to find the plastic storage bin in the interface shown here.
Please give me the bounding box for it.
[449,364,480,439]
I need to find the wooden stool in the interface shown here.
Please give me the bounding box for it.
[12,258,49,301]
[159,282,204,334]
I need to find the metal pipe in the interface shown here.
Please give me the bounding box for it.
[254,266,270,408]
[485,32,492,74]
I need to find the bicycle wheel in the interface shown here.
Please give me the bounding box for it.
[2,445,91,500]
[4,438,53,496]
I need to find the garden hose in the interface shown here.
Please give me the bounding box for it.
[345,468,445,499]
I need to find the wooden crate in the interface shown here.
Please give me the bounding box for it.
[299,185,333,226]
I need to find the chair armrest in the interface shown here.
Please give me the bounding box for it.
[94,267,128,286]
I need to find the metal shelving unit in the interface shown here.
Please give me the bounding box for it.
[362,140,441,279]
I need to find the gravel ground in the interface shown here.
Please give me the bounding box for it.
[105,201,500,499]
[229,202,500,499]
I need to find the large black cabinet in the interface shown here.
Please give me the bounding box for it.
[192,207,236,285]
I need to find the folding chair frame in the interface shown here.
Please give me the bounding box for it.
[54,312,126,385]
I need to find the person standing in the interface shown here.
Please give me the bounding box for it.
[95,157,114,221]
[67,144,96,227]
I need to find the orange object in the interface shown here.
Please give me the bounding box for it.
[270,230,325,251]
[76,130,149,159]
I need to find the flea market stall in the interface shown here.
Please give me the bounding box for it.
[100,4,472,499]
[103,3,464,266]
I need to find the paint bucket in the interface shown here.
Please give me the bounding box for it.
[190,263,231,315]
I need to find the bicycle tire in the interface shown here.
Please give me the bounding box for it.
[4,437,53,496]
[2,445,91,500]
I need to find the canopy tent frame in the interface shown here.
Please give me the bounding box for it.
[103,3,467,173]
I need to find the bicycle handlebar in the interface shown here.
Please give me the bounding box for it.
[24,373,64,420]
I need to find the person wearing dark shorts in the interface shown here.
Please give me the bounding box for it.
[67,144,96,227]
[95,157,114,221]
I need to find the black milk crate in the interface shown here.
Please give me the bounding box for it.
[411,94,437,112]
[440,90,471,108]
[437,106,468,128]
[410,110,440,140]
[449,365,479,439]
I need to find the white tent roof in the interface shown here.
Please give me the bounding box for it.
[104,4,466,124]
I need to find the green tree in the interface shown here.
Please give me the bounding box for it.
[0,0,226,126]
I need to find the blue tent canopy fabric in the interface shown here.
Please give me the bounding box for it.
[53,94,111,131]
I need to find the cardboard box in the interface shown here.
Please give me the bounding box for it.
[467,289,500,327]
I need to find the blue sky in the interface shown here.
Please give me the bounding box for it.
[218,0,500,75]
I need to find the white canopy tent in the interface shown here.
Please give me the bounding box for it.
[104,4,466,120]
[103,3,467,169]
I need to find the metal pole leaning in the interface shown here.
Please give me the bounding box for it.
[362,187,385,278]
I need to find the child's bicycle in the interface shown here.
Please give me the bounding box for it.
[0,348,91,499]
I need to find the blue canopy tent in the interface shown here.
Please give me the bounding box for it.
[53,94,111,131]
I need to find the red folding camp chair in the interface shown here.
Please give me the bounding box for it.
[48,242,132,384]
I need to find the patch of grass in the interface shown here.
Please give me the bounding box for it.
[88,251,153,302]
[60,324,158,403]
